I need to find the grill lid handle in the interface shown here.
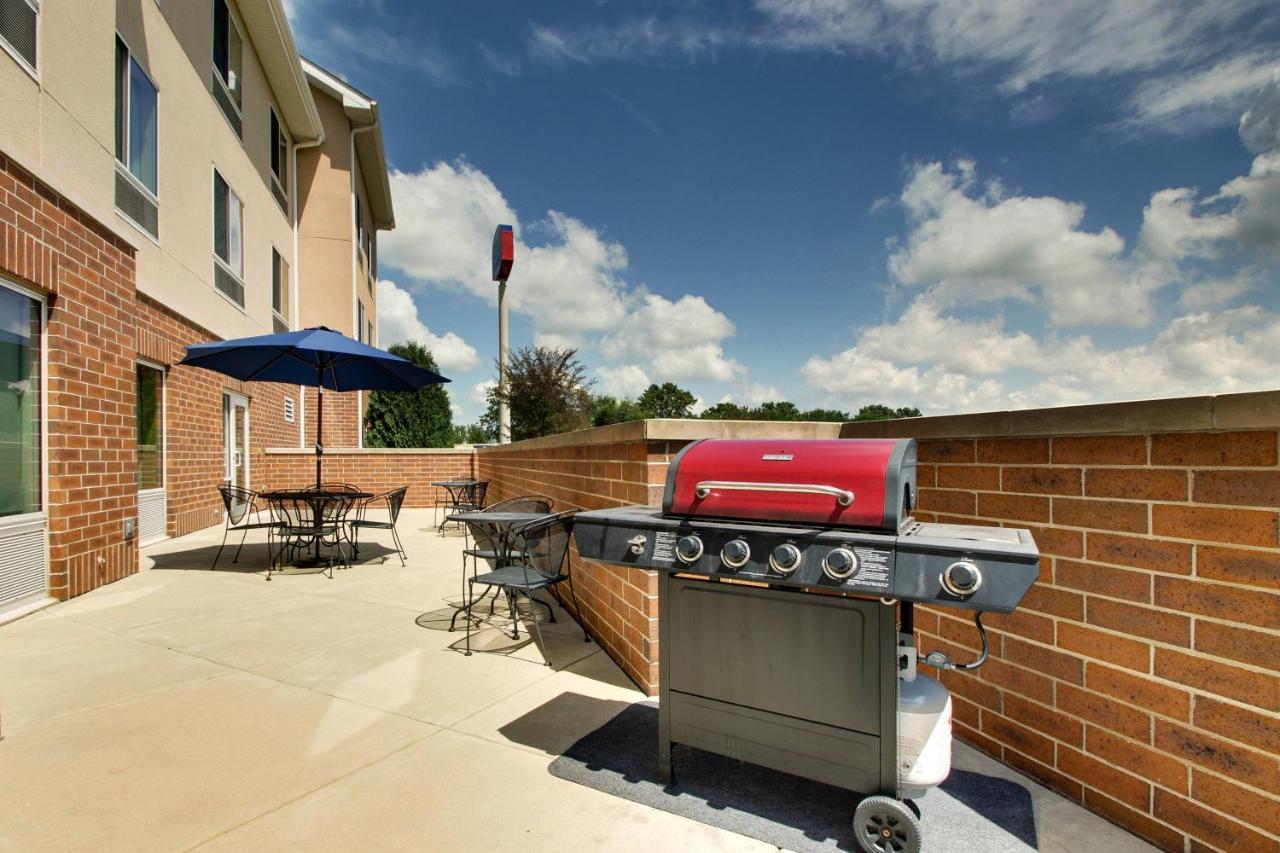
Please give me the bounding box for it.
[693,480,855,507]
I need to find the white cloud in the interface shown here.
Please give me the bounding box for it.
[807,80,1280,416]
[380,159,744,389]
[376,279,481,373]
[888,161,1167,326]
[470,380,495,407]
[742,384,784,406]
[1128,56,1278,133]
[1241,68,1280,154]
[596,365,651,398]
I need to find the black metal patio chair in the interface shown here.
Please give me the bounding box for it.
[268,493,353,580]
[463,510,590,665]
[449,495,555,631]
[350,486,408,565]
[212,484,279,569]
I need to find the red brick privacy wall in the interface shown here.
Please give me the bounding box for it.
[1,152,138,599]
[841,396,1280,853]
[260,448,475,505]
[301,385,362,449]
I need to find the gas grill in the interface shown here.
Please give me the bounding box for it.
[573,438,1040,853]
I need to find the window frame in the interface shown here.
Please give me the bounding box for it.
[113,34,160,204]
[212,168,245,301]
[211,0,243,114]
[0,275,47,524]
[271,246,290,331]
[356,301,366,343]
[0,0,39,80]
[269,106,289,196]
[135,360,166,493]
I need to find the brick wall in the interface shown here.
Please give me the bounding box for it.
[1,151,139,600]
[260,447,475,506]
[301,385,363,449]
[476,420,844,693]
[842,395,1280,853]
[135,295,300,538]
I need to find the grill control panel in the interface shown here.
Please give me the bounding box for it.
[572,506,1041,613]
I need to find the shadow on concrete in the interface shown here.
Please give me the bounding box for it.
[543,700,1040,853]
[145,541,400,575]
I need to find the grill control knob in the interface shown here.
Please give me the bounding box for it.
[942,560,982,597]
[675,535,704,563]
[721,539,751,569]
[769,544,802,574]
[823,547,859,580]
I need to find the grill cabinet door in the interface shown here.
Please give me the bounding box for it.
[667,579,884,735]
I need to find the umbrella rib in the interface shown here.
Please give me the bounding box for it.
[243,347,300,382]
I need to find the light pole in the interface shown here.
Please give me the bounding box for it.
[492,224,514,444]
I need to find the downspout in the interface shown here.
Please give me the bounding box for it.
[292,133,325,450]
[351,120,377,450]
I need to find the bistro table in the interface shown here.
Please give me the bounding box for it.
[259,489,372,569]
[445,510,555,630]
[432,479,483,533]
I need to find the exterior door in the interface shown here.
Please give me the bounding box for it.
[136,362,167,544]
[223,393,249,492]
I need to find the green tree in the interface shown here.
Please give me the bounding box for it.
[753,400,803,421]
[486,346,595,440]
[636,382,697,418]
[452,422,493,444]
[699,401,751,420]
[798,407,851,422]
[363,342,454,448]
[852,404,923,421]
[592,394,643,426]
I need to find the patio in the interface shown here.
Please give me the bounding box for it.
[0,509,1155,852]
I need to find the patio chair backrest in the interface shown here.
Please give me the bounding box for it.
[463,520,504,570]
[487,495,553,514]
[462,481,488,509]
[319,482,360,493]
[513,511,576,581]
[320,493,354,523]
[385,486,408,524]
[218,483,256,526]
[272,497,313,529]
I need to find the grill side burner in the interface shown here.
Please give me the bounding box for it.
[571,438,1041,853]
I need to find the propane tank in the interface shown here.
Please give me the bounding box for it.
[897,672,952,795]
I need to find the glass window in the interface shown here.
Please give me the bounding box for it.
[136,364,163,490]
[212,0,242,109]
[0,285,42,517]
[272,248,289,328]
[357,301,365,343]
[114,37,158,196]
[270,108,287,191]
[213,170,242,276]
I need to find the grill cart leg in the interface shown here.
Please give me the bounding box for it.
[853,795,922,853]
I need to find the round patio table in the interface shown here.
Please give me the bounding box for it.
[431,479,484,533]
[260,489,372,567]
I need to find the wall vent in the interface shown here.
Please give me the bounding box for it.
[214,262,244,306]
[138,490,167,544]
[0,517,46,614]
[210,71,242,137]
[115,168,159,239]
[0,0,38,72]
[284,396,295,423]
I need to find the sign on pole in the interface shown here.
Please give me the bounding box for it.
[492,225,514,444]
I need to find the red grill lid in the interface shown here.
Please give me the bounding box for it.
[662,438,917,530]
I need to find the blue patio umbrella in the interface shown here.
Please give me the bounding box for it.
[179,326,449,488]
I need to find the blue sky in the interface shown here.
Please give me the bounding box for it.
[288,0,1280,423]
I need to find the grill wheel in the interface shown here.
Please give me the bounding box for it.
[854,795,922,853]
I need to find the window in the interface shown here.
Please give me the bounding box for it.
[0,0,38,75]
[211,0,242,133]
[136,364,163,491]
[367,319,373,346]
[357,301,366,343]
[212,170,244,304]
[0,282,42,517]
[271,247,289,332]
[114,38,158,197]
[269,107,288,211]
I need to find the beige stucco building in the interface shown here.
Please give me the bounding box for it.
[0,0,393,619]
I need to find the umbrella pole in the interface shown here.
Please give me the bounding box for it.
[315,367,324,490]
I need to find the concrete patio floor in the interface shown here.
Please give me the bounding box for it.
[0,509,1155,852]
